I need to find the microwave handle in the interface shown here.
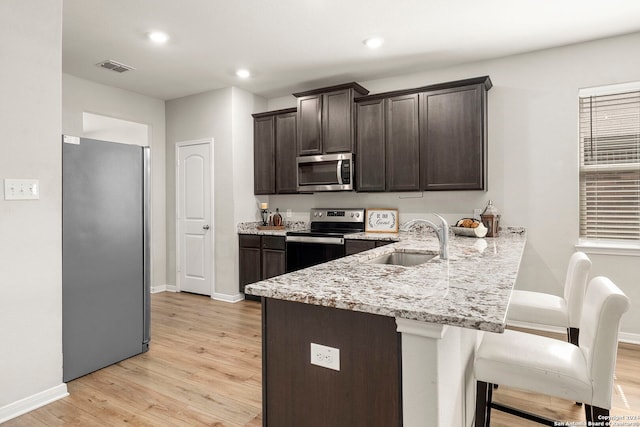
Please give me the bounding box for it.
[336,159,343,185]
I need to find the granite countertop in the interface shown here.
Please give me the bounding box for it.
[237,223,402,241]
[244,228,527,333]
[237,221,308,236]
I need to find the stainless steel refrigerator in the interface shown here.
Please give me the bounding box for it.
[62,136,150,382]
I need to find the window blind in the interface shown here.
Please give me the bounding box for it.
[579,89,640,241]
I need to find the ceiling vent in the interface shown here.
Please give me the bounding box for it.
[96,59,135,73]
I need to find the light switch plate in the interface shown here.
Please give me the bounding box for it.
[4,179,40,200]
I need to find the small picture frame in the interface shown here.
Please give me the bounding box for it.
[365,208,399,233]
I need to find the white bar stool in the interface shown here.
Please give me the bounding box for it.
[507,251,591,345]
[474,276,630,426]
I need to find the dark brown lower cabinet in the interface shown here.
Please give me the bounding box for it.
[345,239,393,255]
[239,235,262,295]
[261,236,286,280]
[263,298,402,427]
[239,234,286,299]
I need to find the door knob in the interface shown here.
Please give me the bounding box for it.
[203,225,210,230]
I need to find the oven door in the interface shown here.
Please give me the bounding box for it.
[297,153,353,192]
[286,236,346,273]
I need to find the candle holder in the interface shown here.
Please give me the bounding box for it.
[261,209,269,226]
[480,200,500,237]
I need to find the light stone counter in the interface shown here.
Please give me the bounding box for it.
[245,227,526,333]
[237,221,308,236]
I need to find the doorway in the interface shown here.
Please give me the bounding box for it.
[176,139,214,295]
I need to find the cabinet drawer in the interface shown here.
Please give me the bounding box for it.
[239,234,261,248]
[262,235,286,250]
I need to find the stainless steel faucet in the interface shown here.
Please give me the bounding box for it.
[399,214,449,260]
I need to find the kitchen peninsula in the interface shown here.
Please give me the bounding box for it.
[245,228,526,427]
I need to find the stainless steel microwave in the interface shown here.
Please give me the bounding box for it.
[297,153,354,192]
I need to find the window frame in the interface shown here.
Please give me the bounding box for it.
[577,82,640,257]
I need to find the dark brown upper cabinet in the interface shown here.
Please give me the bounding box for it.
[356,98,386,191]
[274,111,298,193]
[252,108,298,195]
[386,94,420,191]
[294,83,369,156]
[356,94,421,192]
[420,83,487,190]
[355,76,492,193]
[253,115,276,195]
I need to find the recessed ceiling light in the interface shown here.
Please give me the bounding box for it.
[148,31,169,44]
[364,37,384,49]
[236,69,251,78]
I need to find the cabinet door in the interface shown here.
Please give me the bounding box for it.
[420,85,485,190]
[345,240,376,255]
[262,249,286,280]
[254,116,276,194]
[356,99,386,191]
[275,112,298,193]
[297,94,323,155]
[386,94,420,191]
[323,89,354,153]
[239,246,262,292]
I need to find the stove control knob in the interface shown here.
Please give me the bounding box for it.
[318,212,323,217]
[350,213,354,218]
[313,212,318,217]
[355,212,360,218]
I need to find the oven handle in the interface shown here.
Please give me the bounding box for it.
[286,236,345,245]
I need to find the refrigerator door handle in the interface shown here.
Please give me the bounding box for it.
[142,146,151,351]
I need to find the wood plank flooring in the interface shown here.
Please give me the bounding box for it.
[5,292,640,426]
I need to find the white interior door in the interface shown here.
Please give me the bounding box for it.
[177,140,213,295]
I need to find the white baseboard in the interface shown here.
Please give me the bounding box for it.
[619,331,640,345]
[0,383,68,424]
[155,287,243,303]
[211,292,244,303]
[508,320,640,345]
[151,284,178,293]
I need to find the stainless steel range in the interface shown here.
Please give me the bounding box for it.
[286,208,365,272]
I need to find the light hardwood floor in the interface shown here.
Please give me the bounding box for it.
[5,292,639,426]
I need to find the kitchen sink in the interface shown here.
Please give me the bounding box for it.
[366,251,438,267]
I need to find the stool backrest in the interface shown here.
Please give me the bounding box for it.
[579,276,630,409]
[565,252,592,328]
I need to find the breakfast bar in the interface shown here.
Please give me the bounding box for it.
[245,228,527,427]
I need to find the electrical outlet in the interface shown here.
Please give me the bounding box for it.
[310,343,340,371]
[286,209,292,218]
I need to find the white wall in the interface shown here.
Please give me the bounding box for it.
[82,112,149,146]
[267,32,640,338]
[62,74,167,290]
[0,0,67,417]
[165,87,267,299]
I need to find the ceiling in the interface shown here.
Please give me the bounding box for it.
[63,0,640,101]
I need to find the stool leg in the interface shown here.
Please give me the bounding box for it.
[589,406,609,423]
[568,327,579,346]
[475,381,490,427]
[584,404,592,422]
[487,383,494,426]
[568,327,582,406]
